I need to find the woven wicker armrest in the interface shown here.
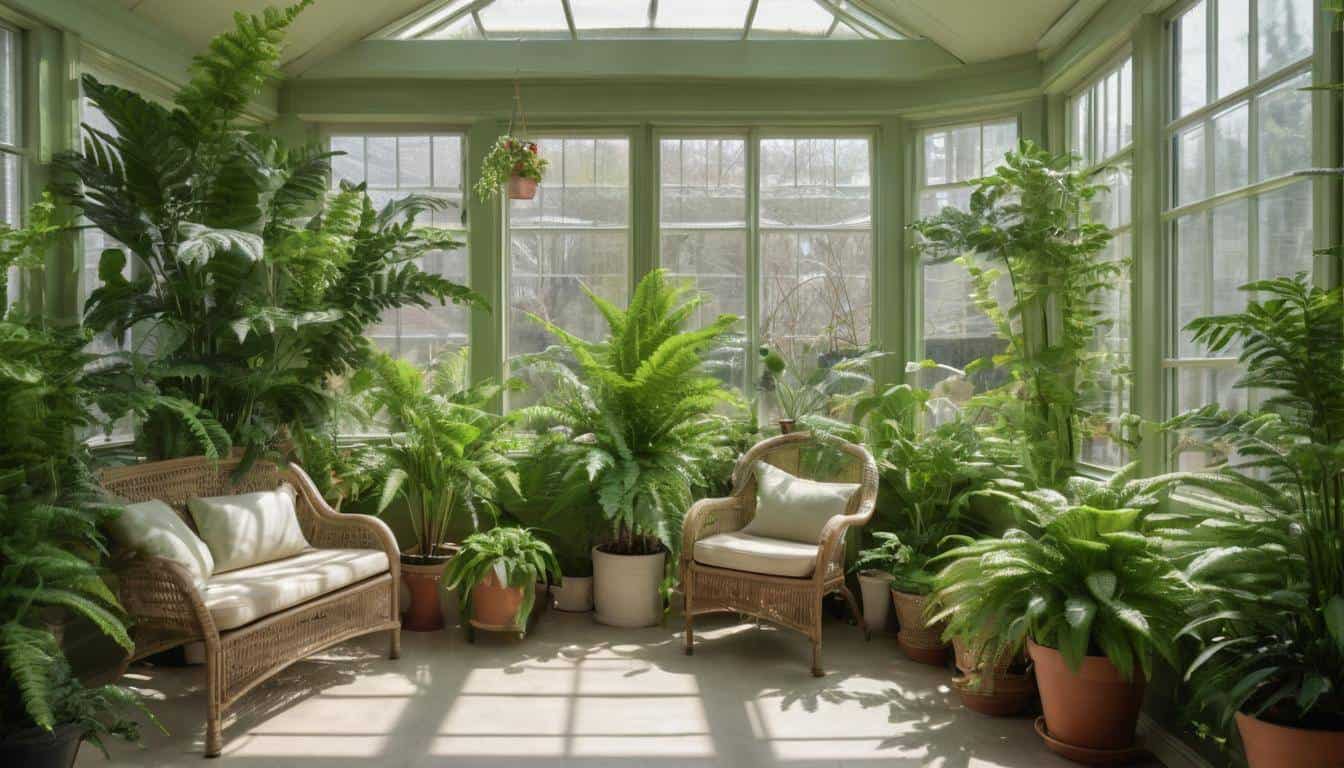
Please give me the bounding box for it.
[680,496,745,562]
[813,482,878,582]
[116,554,217,640]
[286,465,400,560]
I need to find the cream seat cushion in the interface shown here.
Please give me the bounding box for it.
[189,484,310,573]
[202,548,390,631]
[741,461,860,545]
[107,500,215,588]
[693,531,819,578]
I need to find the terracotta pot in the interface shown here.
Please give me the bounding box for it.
[778,418,796,434]
[401,557,449,632]
[891,589,949,666]
[470,570,526,628]
[857,571,893,634]
[0,723,83,768]
[507,174,538,200]
[954,670,1037,717]
[592,545,665,628]
[1236,711,1344,768]
[1029,640,1145,753]
[552,575,594,613]
[953,635,1017,677]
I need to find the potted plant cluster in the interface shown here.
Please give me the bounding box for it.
[475,135,549,201]
[1154,265,1344,767]
[518,269,741,627]
[442,526,561,638]
[368,353,519,631]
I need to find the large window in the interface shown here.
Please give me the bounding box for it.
[507,135,630,407]
[1,23,21,309]
[916,118,1017,388]
[659,136,748,389]
[759,137,873,375]
[1071,55,1134,468]
[330,133,470,365]
[1166,0,1314,468]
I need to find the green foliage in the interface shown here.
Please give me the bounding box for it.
[0,193,64,314]
[474,136,549,201]
[368,353,519,560]
[911,140,1124,490]
[1157,264,1344,732]
[852,532,931,594]
[441,526,561,626]
[929,496,1194,683]
[57,2,484,464]
[516,269,742,557]
[763,346,888,424]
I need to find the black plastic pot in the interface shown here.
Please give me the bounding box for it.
[0,723,84,768]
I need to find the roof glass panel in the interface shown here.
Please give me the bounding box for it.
[477,0,571,37]
[656,0,752,31]
[385,0,905,40]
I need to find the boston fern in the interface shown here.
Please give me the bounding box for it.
[929,498,1194,683]
[441,527,561,627]
[58,1,482,463]
[911,141,1124,490]
[518,269,742,557]
[1157,265,1344,733]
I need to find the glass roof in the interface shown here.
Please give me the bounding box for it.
[385,0,908,41]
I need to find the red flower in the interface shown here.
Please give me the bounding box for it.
[528,144,538,154]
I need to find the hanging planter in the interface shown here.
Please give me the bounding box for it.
[474,82,548,202]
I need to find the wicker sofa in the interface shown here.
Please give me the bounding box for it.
[100,455,401,757]
[680,431,878,676]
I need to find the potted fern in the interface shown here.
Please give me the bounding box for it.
[1157,267,1344,767]
[475,135,549,201]
[442,527,561,636]
[368,353,520,632]
[519,269,741,627]
[928,492,1193,761]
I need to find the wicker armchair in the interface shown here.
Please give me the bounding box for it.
[100,456,401,757]
[680,431,878,676]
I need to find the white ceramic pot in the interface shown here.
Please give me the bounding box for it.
[857,570,894,634]
[592,546,666,628]
[553,576,594,613]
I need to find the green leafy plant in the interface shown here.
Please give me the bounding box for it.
[441,527,561,627]
[370,353,519,562]
[58,2,483,464]
[852,532,931,594]
[1156,262,1344,734]
[911,141,1124,490]
[0,193,64,312]
[762,346,888,424]
[517,269,741,559]
[474,135,549,201]
[929,496,1194,683]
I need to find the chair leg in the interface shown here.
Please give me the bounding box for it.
[205,641,223,757]
[839,585,870,640]
[811,640,824,677]
[389,627,401,660]
[683,613,695,655]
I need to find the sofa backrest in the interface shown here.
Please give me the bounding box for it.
[101,456,291,536]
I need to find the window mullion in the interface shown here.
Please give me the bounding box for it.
[745,129,761,401]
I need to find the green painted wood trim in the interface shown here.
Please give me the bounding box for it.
[875,117,907,386]
[1041,0,1174,94]
[1131,14,1167,476]
[630,124,656,290]
[1313,0,1342,289]
[467,118,506,403]
[296,39,965,82]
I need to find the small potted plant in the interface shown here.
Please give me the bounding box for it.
[368,354,519,632]
[929,501,1194,762]
[442,527,561,635]
[549,554,595,613]
[854,532,947,664]
[475,135,548,201]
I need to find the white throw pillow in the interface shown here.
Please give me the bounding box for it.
[741,461,860,545]
[107,500,215,588]
[188,484,311,573]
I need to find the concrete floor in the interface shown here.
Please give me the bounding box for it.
[80,610,1141,768]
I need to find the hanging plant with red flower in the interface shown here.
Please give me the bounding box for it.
[475,135,549,202]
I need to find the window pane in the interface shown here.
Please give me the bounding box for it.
[1072,93,1091,167]
[1,152,18,310]
[478,0,571,36]
[1081,230,1132,467]
[1175,212,1209,357]
[1258,180,1314,281]
[1211,200,1251,322]
[760,137,872,366]
[1257,71,1312,180]
[921,125,979,186]
[1212,103,1249,194]
[571,0,649,30]
[1177,1,1208,117]
[981,119,1018,175]
[1102,70,1120,157]
[656,0,752,29]
[509,136,630,408]
[330,134,469,364]
[660,138,748,390]
[1174,365,1249,469]
[0,27,14,147]
[1119,58,1133,149]
[749,0,834,37]
[1177,124,1206,206]
[1257,0,1312,78]
[1217,0,1250,97]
